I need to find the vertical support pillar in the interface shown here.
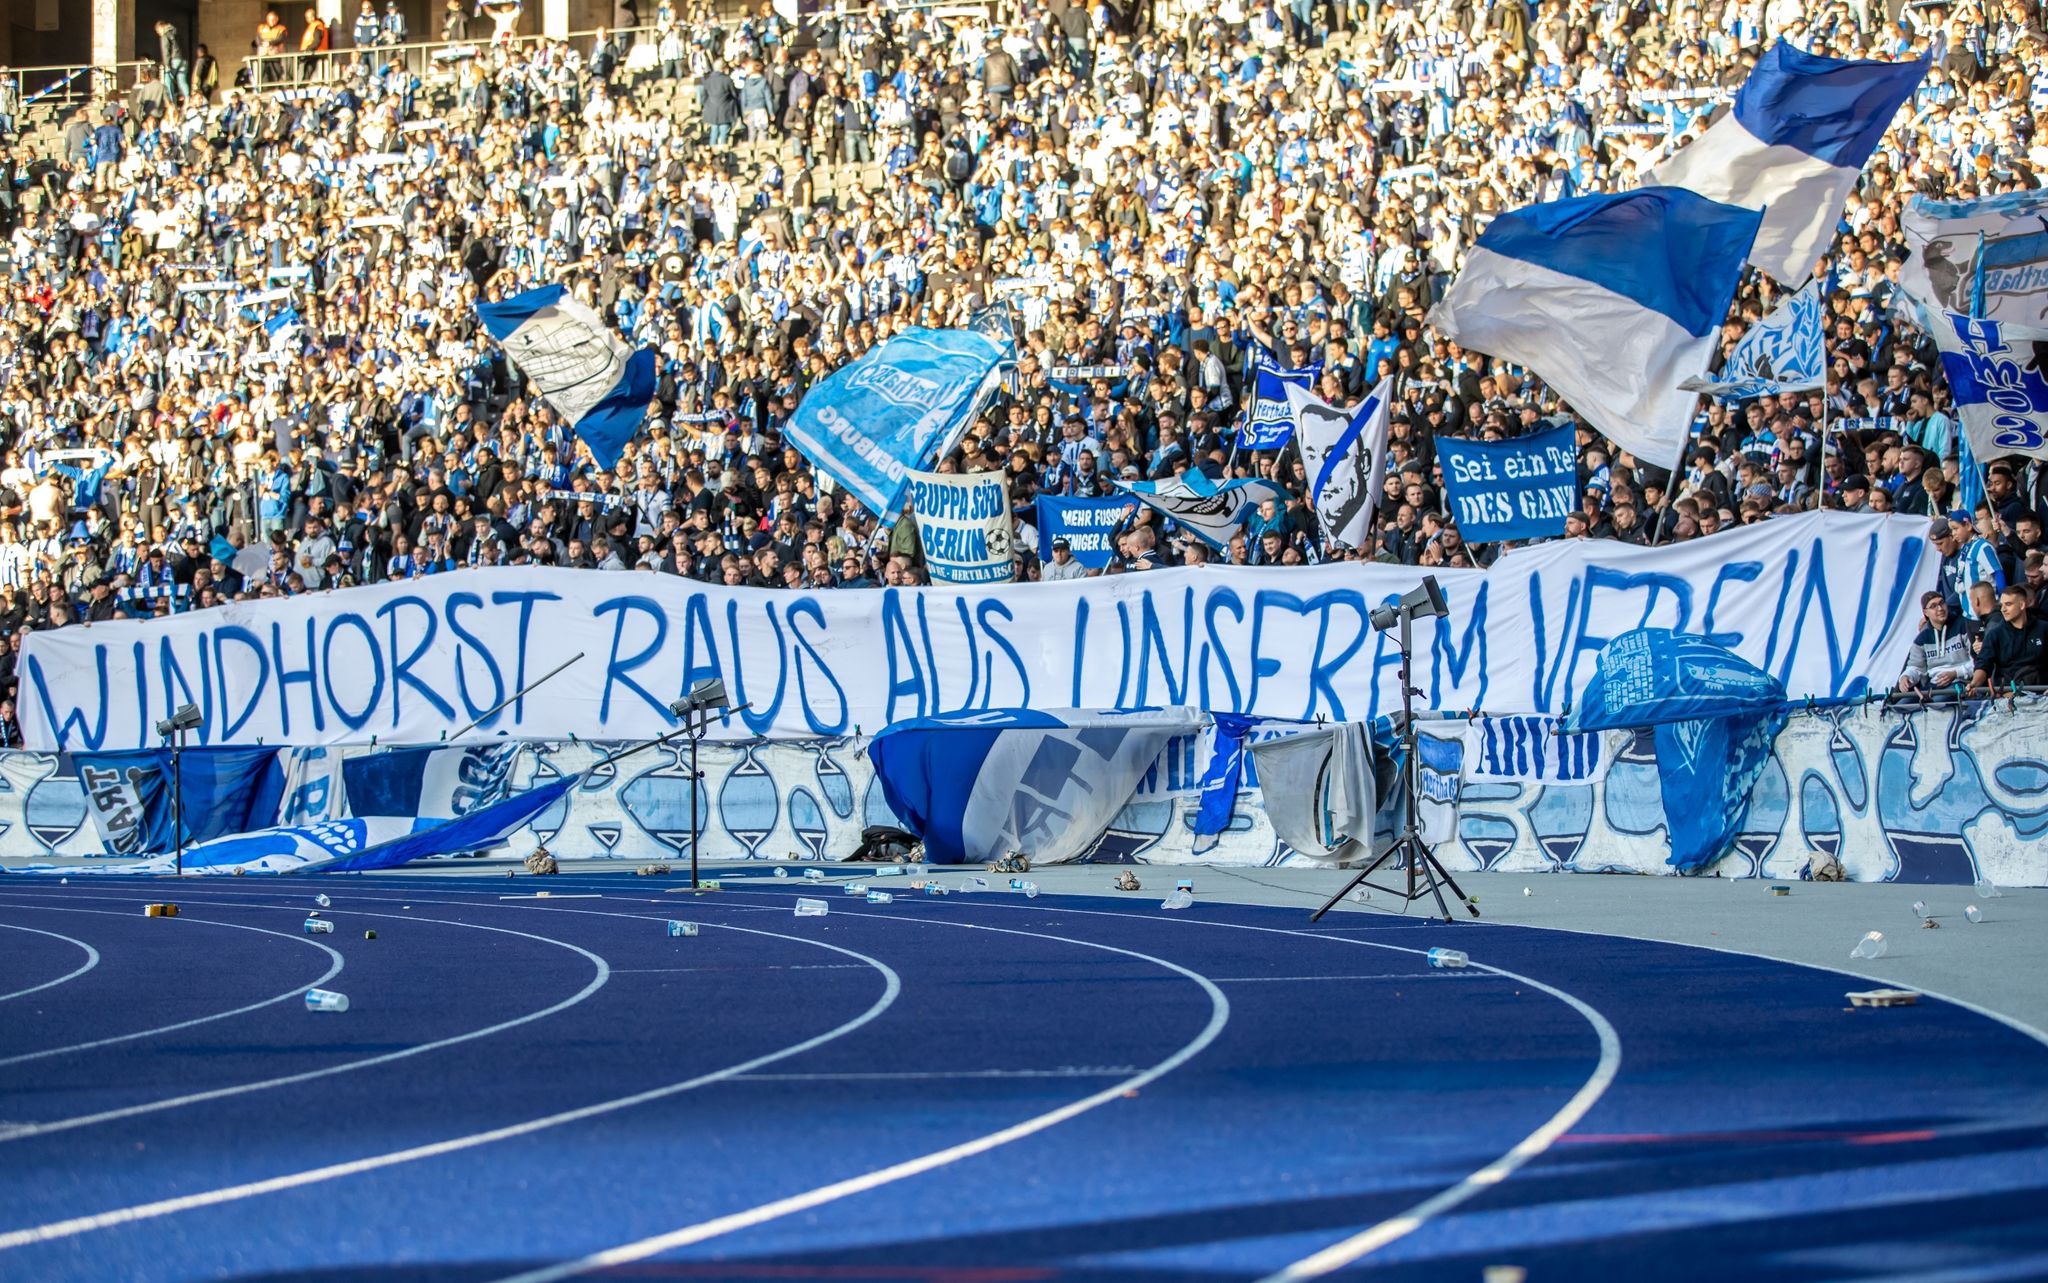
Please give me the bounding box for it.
[544,0,572,39]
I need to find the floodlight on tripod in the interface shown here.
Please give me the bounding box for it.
[1311,575,1479,924]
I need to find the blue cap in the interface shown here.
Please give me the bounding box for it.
[1946,509,1974,525]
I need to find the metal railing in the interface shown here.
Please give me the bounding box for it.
[1,60,156,117]
[237,24,659,91]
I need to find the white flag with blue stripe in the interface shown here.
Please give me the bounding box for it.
[1285,379,1391,551]
[1112,472,1293,550]
[1680,277,1826,400]
[1429,187,1761,468]
[477,284,657,472]
[1654,41,1927,284]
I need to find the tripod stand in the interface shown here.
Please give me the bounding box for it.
[1309,605,1479,924]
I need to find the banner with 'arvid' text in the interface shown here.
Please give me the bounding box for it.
[1436,422,1578,542]
[17,512,1934,752]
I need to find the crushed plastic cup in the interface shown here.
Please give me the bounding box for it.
[1161,889,1194,911]
[843,881,868,896]
[304,917,334,934]
[1427,947,1469,969]
[1850,930,1888,960]
[773,867,790,879]
[875,866,905,877]
[794,898,828,917]
[314,893,331,908]
[924,883,949,896]
[962,876,989,893]
[1350,888,1370,902]
[1021,881,1039,898]
[865,890,894,904]
[803,868,826,882]
[666,920,700,937]
[305,988,350,1013]
[1965,904,1983,923]
[909,865,927,877]
[1975,879,2004,898]
[1911,900,1931,921]
[1522,887,1532,897]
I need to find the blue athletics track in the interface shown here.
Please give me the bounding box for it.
[0,869,2044,1283]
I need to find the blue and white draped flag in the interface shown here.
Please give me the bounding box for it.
[784,326,1014,517]
[1112,472,1293,550]
[1239,352,1323,449]
[1285,379,1390,550]
[907,470,1015,584]
[1429,187,1761,469]
[1925,309,2048,463]
[1434,420,1578,543]
[1653,41,1927,284]
[1681,277,1827,400]
[1567,628,1790,873]
[1193,713,1259,845]
[1901,190,2048,325]
[70,747,289,855]
[342,744,519,822]
[1462,715,1608,784]
[1035,495,1136,568]
[477,284,656,472]
[867,708,1203,865]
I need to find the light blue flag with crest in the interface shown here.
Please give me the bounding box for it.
[1681,277,1827,401]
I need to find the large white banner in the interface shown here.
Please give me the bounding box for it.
[18,513,1936,751]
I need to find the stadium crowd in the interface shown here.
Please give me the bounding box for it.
[0,0,2042,729]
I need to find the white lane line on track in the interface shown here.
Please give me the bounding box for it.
[0,894,609,1146]
[482,914,1233,1283]
[0,923,100,1003]
[1211,972,1497,983]
[0,911,901,1254]
[733,1067,1140,1082]
[0,908,343,1069]
[848,895,1623,1283]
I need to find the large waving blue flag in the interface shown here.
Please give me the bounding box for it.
[477,285,656,471]
[1655,41,1927,283]
[783,327,1014,517]
[1112,472,1292,549]
[1430,187,1761,469]
[1681,277,1827,401]
[1567,629,1789,873]
[867,708,1201,865]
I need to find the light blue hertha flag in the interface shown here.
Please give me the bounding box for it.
[1429,187,1761,469]
[1654,40,1927,283]
[1926,310,2048,463]
[1681,277,1826,401]
[867,708,1201,865]
[477,284,657,471]
[1113,472,1292,549]
[784,327,1014,517]
[1238,352,1322,449]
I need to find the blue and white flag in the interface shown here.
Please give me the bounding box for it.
[1285,379,1390,550]
[867,708,1202,865]
[783,326,1014,517]
[1112,472,1292,550]
[1239,352,1322,449]
[341,743,519,822]
[477,284,657,472]
[70,747,289,855]
[1681,277,1827,400]
[1567,628,1789,873]
[1435,421,1578,543]
[1429,187,1761,469]
[1653,41,1927,284]
[907,470,1015,584]
[1193,713,1259,845]
[1035,495,1136,568]
[1924,310,2048,463]
[1901,190,2048,325]
[1462,715,1607,784]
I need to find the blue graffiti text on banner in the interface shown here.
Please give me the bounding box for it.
[1927,310,2048,462]
[1436,422,1579,543]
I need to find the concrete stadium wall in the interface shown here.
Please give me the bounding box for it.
[6,700,2045,884]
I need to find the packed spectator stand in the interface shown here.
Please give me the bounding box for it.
[0,0,2040,742]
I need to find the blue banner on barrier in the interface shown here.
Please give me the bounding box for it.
[1436,422,1578,543]
[71,747,287,855]
[1034,495,1135,568]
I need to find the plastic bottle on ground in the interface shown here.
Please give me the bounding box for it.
[1965,904,1983,923]
[875,866,905,877]
[866,890,894,904]
[305,988,349,1012]
[803,868,826,882]
[667,920,700,937]
[773,867,790,879]
[843,881,868,896]
[794,898,828,917]
[1851,930,1888,960]
[1161,889,1193,911]
[1426,947,1469,969]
